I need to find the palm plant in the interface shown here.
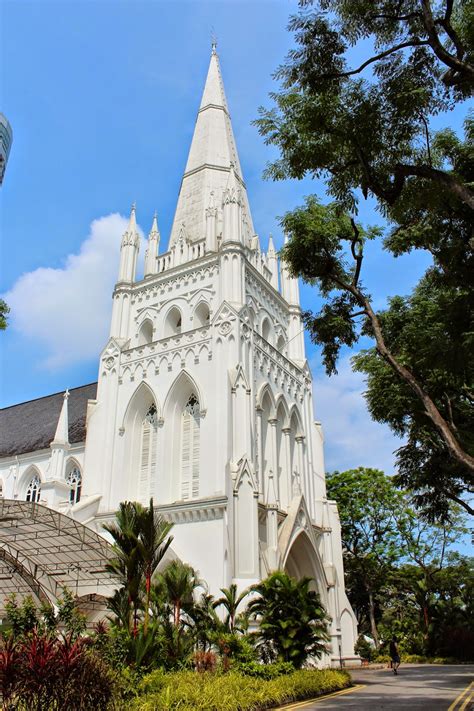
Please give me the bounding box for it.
[104,499,174,636]
[154,560,202,665]
[213,583,250,632]
[248,571,330,668]
[136,499,173,633]
[156,560,202,627]
[104,502,143,635]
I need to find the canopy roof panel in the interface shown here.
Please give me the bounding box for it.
[0,499,117,612]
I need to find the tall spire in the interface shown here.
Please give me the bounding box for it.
[169,47,254,247]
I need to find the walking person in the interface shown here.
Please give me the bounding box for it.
[389,636,401,675]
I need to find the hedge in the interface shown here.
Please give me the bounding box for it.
[129,668,351,710]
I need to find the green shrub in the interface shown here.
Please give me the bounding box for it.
[237,661,294,679]
[354,635,374,662]
[373,653,391,663]
[130,668,351,710]
[402,654,426,663]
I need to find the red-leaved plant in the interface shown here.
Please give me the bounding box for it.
[0,630,115,711]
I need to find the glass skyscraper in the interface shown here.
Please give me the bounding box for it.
[0,113,13,185]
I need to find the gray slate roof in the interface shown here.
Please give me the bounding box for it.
[0,383,97,458]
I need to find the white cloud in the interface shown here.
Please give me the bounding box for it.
[312,353,402,475]
[4,213,145,369]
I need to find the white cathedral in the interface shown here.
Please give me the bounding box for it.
[0,47,358,664]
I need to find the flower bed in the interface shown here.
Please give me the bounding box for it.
[129,668,351,710]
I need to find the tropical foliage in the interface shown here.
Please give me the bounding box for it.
[327,468,474,659]
[130,668,350,711]
[248,572,330,667]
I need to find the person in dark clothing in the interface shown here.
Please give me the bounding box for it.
[389,636,401,674]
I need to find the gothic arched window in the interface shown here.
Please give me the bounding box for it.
[181,394,200,500]
[67,467,82,505]
[140,403,158,502]
[26,475,41,503]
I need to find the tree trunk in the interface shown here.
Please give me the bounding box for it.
[144,570,151,634]
[368,590,379,649]
[355,291,474,475]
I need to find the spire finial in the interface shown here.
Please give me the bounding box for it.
[211,29,217,55]
[150,211,159,235]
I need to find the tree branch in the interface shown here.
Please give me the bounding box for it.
[336,280,474,475]
[321,40,430,80]
[391,164,474,210]
[350,218,364,287]
[420,0,474,83]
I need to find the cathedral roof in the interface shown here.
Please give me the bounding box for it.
[0,382,97,458]
[169,45,255,246]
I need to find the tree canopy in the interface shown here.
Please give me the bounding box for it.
[327,467,472,657]
[257,0,474,518]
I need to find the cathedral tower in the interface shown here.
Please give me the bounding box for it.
[81,46,358,665]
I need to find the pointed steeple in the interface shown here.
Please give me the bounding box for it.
[169,47,255,247]
[266,234,279,290]
[52,390,70,445]
[144,212,160,277]
[280,234,300,306]
[118,203,140,283]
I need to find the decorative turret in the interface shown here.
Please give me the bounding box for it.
[280,235,305,364]
[144,212,160,277]
[280,234,300,307]
[52,389,69,445]
[266,234,278,290]
[118,203,140,283]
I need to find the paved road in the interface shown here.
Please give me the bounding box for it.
[285,665,474,710]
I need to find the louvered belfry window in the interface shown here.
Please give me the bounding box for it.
[181,394,200,500]
[140,404,158,502]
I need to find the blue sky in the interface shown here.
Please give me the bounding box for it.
[0,0,469,510]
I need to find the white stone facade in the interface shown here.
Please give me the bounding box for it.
[0,47,358,665]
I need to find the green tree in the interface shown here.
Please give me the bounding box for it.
[213,583,250,633]
[0,299,9,330]
[248,571,329,668]
[135,499,173,633]
[153,559,202,666]
[103,499,173,635]
[256,0,474,516]
[326,468,406,647]
[104,502,144,635]
[327,467,470,655]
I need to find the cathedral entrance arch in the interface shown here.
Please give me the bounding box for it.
[283,530,328,609]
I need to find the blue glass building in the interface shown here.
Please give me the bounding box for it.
[0,113,13,185]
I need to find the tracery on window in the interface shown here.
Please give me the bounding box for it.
[140,403,158,503]
[67,466,82,504]
[144,403,157,424]
[26,475,41,503]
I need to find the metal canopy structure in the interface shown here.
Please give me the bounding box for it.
[0,499,117,613]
